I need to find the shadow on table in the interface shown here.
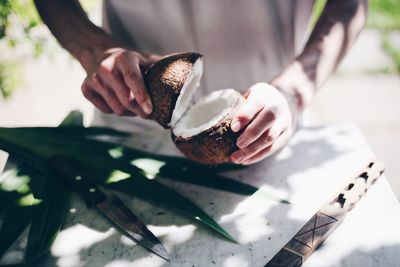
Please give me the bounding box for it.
[334,244,400,267]
[36,125,369,267]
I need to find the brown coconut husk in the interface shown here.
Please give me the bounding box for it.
[144,52,203,128]
[172,120,240,165]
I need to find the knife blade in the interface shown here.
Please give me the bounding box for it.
[265,160,385,267]
[48,154,170,261]
[0,150,9,175]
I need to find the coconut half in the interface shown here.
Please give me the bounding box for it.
[144,52,244,165]
[172,89,244,164]
[145,52,203,128]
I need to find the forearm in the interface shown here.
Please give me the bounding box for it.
[34,0,119,71]
[271,0,368,111]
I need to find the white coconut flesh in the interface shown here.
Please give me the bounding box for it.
[169,59,204,127]
[172,88,242,139]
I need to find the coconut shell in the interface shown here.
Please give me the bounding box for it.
[144,52,203,128]
[172,118,240,165]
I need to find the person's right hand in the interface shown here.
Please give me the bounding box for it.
[81,48,161,117]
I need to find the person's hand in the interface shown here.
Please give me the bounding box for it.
[81,48,161,117]
[230,83,296,165]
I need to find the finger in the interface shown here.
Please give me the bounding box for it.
[231,128,273,164]
[232,120,286,163]
[241,144,273,165]
[89,75,128,116]
[96,66,141,115]
[89,92,113,114]
[231,90,264,133]
[236,110,276,149]
[82,82,112,114]
[118,57,153,115]
[241,129,290,165]
[98,70,148,118]
[128,100,148,118]
[140,53,163,64]
[114,70,149,118]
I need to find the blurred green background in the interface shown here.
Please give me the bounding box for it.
[0,0,99,98]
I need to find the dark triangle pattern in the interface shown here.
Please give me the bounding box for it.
[293,212,338,248]
[315,212,338,228]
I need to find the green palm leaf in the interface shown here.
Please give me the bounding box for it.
[0,112,238,244]
[24,115,74,262]
[0,110,289,264]
[158,165,290,204]
[0,136,236,242]
[0,129,287,203]
[0,112,77,265]
[24,167,71,262]
[0,168,39,258]
[0,126,130,138]
[108,176,236,242]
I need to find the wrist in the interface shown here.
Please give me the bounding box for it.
[65,26,121,73]
[270,60,315,112]
[71,29,121,73]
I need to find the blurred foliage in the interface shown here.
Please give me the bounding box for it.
[0,0,45,54]
[312,0,400,30]
[0,61,20,98]
[382,33,400,73]
[0,0,46,99]
[368,0,400,73]
[310,0,327,27]
[368,0,400,30]
[82,0,102,12]
[312,0,400,73]
[0,0,101,100]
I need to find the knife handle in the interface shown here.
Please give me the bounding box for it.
[265,160,385,267]
[48,155,107,208]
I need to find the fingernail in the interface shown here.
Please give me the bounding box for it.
[231,120,241,132]
[142,101,153,114]
[237,137,247,149]
[231,154,243,163]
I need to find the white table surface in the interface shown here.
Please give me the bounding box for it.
[3,123,400,267]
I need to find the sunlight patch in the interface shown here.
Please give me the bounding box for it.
[16,183,30,194]
[57,255,82,267]
[106,170,131,183]
[107,258,164,267]
[108,146,124,159]
[0,169,30,191]
[223,254,250,267]
[131,158,166,179]
[158,224,196,244]
[18,193,42,207]
[51,224,115,256]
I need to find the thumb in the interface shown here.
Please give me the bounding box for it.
[231,87,265,132]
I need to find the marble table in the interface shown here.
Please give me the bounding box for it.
[3,124,400,267]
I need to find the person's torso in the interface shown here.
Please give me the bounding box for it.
[94,0,314,132]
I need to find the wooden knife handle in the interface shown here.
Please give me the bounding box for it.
[265,160,385,267]
[48,155,107,208]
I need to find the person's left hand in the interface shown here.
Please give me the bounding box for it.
[230,82,296,165]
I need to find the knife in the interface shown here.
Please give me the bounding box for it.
[48,154,170,261]
[265,160,385,267]
[0,150,9,175]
